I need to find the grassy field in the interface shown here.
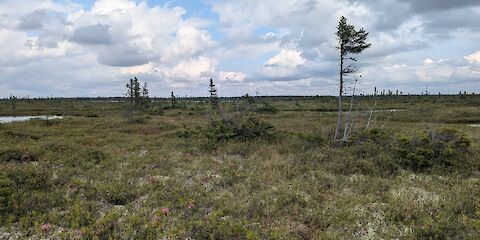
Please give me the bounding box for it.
[1,95,480,239]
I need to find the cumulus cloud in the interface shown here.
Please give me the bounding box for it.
[71,24,112,44]
[423,58,434,65]
[465,51,480,64]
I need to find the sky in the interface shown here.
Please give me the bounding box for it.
[0,0,479,97]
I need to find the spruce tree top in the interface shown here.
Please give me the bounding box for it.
[336,16,371,60]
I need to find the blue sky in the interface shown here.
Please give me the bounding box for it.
[0,0,479,97]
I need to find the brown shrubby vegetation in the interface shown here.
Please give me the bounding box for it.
[0,95,479,239]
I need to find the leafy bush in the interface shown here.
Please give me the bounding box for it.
[395,128,471,172]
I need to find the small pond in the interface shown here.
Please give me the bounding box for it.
[0,116,63,124]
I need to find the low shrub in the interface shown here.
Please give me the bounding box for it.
[0,174,14,216]
[256,102,279,113]
[99,181,137,205]
[0,149,38,163]
[66,148,107,169]
[127,114,150,124]
[395,127,471,172]
[206,115,275,142]
[352,128,391,145]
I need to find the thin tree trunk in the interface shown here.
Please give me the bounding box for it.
[334,53,344,143]
[342,79,357,141]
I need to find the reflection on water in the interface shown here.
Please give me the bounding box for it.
[0,116,63,124]
[469,124,480,127]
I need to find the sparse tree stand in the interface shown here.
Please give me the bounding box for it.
[334,16,371,143]
[209,78,219,111]
[126,77,149,109]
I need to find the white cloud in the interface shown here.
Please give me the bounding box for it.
[218,71,246,82]
[264,49,306,77]
[1,0,480,97]
[465,51,480,63]
[161,57,216,87]
[423,58,434,65]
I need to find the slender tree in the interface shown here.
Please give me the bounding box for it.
[209,78,219,110]
[133,77,141,106]
[334,16,371,143]
[126,79,134,105]
[170,91,177,109]
[141,82,149,107]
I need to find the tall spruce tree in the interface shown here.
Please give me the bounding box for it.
[209,78,219,110]
[334,16,371,143]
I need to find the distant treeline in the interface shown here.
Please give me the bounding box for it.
[1,93,478,102]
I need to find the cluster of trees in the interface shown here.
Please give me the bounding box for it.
[126,77,149,109]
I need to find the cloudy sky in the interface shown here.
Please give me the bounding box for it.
[0,0,479,97]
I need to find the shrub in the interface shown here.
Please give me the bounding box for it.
[99,181,137,205]
[352,128,391,145]
[94,209,122,239]
[256,102,279,113]
[206,115,275,142]
[127,114,150,124]
[395,128,471,172]
[177,124,202,138]
[67,148,107,169]
[75,148,106,165]
[0,149,38,163]
[0,174,14,216]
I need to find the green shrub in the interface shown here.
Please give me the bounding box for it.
[65,200,96,228]
[0,174,14,216]
[99,181,137,205]
[395,128,471,172]
[126,113,150,124]
[0,149,38,163]
[256,102,279,113]
[206,115,274,142]
[177,125,202,138]
[353,128,391,144]
[7,166,53,191]
[94,209,122,239]
[190,211,254,239]
[80,148,106,164]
